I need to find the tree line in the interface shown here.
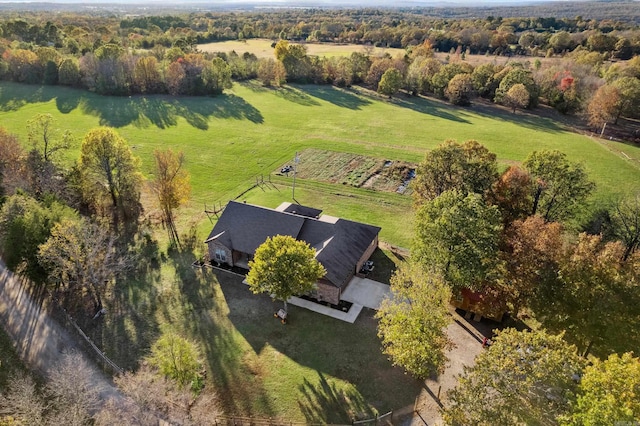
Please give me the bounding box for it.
[376,139,640,423]
[1,18,639,131]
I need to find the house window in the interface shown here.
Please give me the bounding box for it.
[214,248,226,262]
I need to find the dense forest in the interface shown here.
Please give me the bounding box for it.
[0,6,639,135]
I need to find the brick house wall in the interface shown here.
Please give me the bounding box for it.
[355,236,378,273]
[207,241,233,267]
[315,279,341,305]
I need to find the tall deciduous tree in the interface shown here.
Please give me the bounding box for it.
[413,140,499,205]
[445,73,475,106]
[504,83,530,113]
[444,329,585,426]
[257,58,286,87]
[201,57,232,95]
[609,193,640,261]
[27,113,73,163]
[413,190,503,291]
[523,150,595,223]
[247,235,325,312]
[376,262,451,378]
[0,127,26,197]
[501,216,564,316]
[151,149,190,246]
[377,68,403,98]
[535,234,640,356]
[488,165,533,225]
[79,127,143,225]
[560,353,640,425]
[38,217,131,312]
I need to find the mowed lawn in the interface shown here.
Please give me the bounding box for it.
[1,80,639,247]
[2,80,640,419]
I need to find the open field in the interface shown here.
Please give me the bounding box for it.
[198,38,404,58]
[199,38,571,71]
[2,79,640,419]
[1,80,639,246]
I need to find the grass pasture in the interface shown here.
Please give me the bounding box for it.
[2,79,640,419]
[198,38,404,58]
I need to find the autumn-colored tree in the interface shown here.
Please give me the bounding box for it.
[247,235,326,312]
[0,127,26,197]
[376,262,451,378]
[445,73,475,106]
[165,61,186,96]
[488,165,533,225]
[377,68,403,98]
[413,139,498,204]
[414,190,503,291]
[501,216,564,315]
[560,353,640,425]
[38,217,132,312]
[133,56,162,93]
[79,127,143,226]
[151,149,191,246]
[58,58,80,86]
[587,84,621,130]
[523,150,595,223]
[536,234,640,356]
[494,68,538,108]
[444,329,585,426]
[257,58,286,87]
[503,83,530,113]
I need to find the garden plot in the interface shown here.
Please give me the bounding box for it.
[277,148,416,194]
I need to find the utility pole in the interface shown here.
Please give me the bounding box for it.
[292,152,299,203]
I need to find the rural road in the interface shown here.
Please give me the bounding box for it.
[0,261,123,407]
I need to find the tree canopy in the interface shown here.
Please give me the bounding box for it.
[79,127,143,226]
[413,139,498,204]
[413,190,503,291]
[246,235,326,312]
[444,328,585,426]
[376,262,452,378]
[523,149,595,223]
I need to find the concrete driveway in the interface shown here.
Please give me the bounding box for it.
[340,276,391,309]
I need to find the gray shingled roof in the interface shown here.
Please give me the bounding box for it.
[205,201,305,255]
[206,201,380,289]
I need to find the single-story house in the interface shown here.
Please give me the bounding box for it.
[205,201,380,305]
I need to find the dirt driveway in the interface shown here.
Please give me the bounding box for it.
[0,262,122,405]
[407,310,497,425]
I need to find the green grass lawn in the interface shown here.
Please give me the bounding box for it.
[81,248,420,422]
[1,80,639,247]
[2,80,640,419]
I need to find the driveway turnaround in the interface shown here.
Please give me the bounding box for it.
[340,276,391,310]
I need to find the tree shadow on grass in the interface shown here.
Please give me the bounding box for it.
[385,94,472,124]
[469,101,566,134]
[80,93,264,129]
[297,372,374,423]
[298,85,372,110]
[76,235,164,371]
[0,82,58,111]
[274,86,321,107]
[215,271,422,418]
[167,248,275,417]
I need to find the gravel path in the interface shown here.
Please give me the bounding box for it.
[0,261,123,406]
